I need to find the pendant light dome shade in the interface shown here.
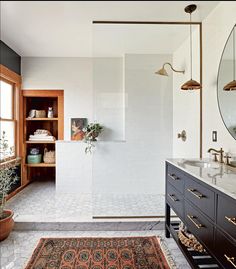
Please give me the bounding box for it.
[181,4,201,91]
[223,80,236,91]
[181,79,202,90]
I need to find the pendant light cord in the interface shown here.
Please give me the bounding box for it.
[190,13,193,79]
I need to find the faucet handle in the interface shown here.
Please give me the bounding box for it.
[212,153,219,162]
[224,154,231,165]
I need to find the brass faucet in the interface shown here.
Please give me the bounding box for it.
[208,148,224,163]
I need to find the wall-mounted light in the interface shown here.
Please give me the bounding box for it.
[155,62,184,76]
[223,27,236,91]
[181,4,202,90]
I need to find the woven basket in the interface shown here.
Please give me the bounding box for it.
[178,228,205,253]
[35,110,46,118]
[43,148,55,164]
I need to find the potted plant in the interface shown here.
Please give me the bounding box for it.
[0,131,19,241]
[83,123,103,154]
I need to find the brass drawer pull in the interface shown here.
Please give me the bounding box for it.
[168,173,179,181]
[224,254,236,268]
[187,214,204,229]
[168,194,178,202]
[225,216,236,226]
[187,188,204,199]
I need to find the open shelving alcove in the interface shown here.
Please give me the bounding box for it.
[21,90,64,184]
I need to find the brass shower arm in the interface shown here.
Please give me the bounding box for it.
[163,62,185,74]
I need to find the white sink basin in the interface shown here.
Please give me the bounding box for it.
[184,160,219,168]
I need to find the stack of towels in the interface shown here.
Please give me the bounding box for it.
[29,129,55,141]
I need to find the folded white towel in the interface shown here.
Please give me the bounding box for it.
[33,133,49,137]
[29,136,55,141]
[30,135,54,139]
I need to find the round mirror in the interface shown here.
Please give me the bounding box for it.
[217,24,236,140]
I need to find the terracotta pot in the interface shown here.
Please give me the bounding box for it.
[0,210,14,241]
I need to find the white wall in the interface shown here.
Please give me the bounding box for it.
[172,26,200,158]
[22,57,93,140]
[93,58,125,141]
[92,54,173,195]
[22,54,173,195]
[202,2,236,156]
[172,2,236,159]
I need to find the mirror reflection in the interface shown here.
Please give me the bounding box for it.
[218,24,236,139]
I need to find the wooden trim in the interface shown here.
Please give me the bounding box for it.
[0,118,17,122]
[0,64,21,154]
[25,118,58,121]
[21,89,64,185]
[58,94,64,140]
[0,65,22,163]
[25,141,56,144]
[0,157,20,166]
[6,182,30,201]
[26,163,55,167]
[22,89,64,97]
[0,64,21,85]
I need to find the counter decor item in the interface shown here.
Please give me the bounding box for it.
[43,148,55,164]
[71,118,88,141]
[83,123,103,154]
[28,109,36,118]
[27,154,42,164]
[29,148,40,155]
[47,107,54,118]
[0,131,20,241]
[35,110,46,118]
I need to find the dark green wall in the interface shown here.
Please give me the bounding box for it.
[0,41,21,75]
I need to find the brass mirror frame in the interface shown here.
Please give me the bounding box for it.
[93,20,203,158]
[217,24,236,140]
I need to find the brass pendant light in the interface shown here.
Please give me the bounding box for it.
[223,27,236,91]
[181,4,202,90]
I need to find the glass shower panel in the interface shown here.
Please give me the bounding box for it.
[92,24,199,217]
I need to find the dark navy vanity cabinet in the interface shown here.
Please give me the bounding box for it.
[165,161,236,269]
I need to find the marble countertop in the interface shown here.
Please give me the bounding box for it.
[166,158,236,200]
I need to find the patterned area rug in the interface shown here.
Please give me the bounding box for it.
[25,236,174,269]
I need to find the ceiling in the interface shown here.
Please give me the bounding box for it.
[93,24,199,57]
[1,1,219,57]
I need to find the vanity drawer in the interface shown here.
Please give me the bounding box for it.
[166,182,184,219]
[217,195,236,240]
[166,164,184,194]
[185,201,214,249]
[185,177,215,220]
[215,229,236,269]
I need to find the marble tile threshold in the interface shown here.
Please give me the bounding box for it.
[14,221,164,231]
[13,214,176,231]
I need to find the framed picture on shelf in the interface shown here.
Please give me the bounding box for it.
[71,118,87,141]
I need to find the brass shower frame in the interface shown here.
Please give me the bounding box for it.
[92,20,203,159]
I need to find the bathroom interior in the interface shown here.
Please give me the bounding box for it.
[0,1,236,269]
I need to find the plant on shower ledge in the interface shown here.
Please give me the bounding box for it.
[0,131,20,241]
[83,123,103,154]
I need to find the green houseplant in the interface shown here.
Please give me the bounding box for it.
[0,131,19,241]
[83,123,103,154]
